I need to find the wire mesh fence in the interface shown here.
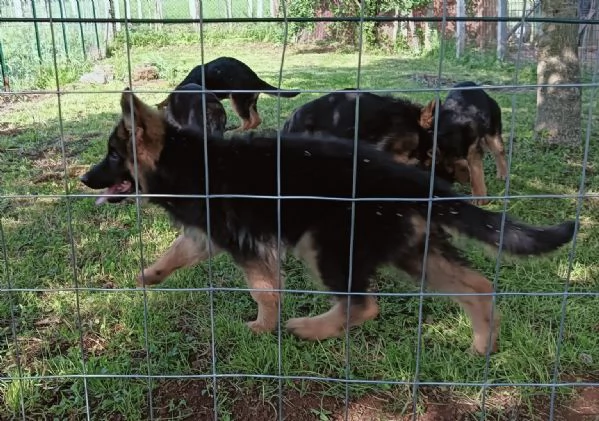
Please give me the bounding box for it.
[1,0,598,419]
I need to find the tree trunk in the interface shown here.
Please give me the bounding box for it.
[257,0,263,17]
[154,0,163,28]
[535,0,581,144]
[270,0,278,17]
[496,0,507,59]
[13,0,24,18]
[114,0,121,31]
[478,0,497,49]
[456,0,465,57]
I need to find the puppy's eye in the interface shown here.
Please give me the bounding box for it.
[109,150,120,161]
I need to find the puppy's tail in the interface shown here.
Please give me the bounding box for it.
[253,78,301,98]
[433,201,575,256]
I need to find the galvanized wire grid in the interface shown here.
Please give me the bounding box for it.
[1,1,598,421]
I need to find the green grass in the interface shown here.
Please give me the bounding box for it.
[1,39,598,420]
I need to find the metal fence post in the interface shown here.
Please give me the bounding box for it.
[0,40,9,91]
[76,0,86,60]
[30,0,43,63]
[91,0,101,58]
[58,0,69,60]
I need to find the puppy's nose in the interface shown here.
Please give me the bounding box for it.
[79,173,89,185]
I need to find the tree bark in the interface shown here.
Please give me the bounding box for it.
[456,0,465,57]
[535,0,581,144]
[13,0,24,18]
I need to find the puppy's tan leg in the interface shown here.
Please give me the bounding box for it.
[453,158,471,185]
[138,233,220,287]
[230,94,252,131]
[286,296,379,341]
[483,134,508,180]
[425,252,499,355]
[248,96,262,129]
[242,262,282,333]
[467,142,489,206]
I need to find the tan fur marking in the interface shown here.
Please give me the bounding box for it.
[243,262,281,333]
[453,158,471,184]
[293,232,322,281]
[482,134,508,180]
[138,232,221,287]
[425,252,499,355]
[229,94,252,131]
[286,295,379,340]
[419,99,438,129]
[156,95,170,110]
[408,215,427,248]
[120,90,165,169]
[249,103,262,129]
[467,142,489,205]
[386,133,420,166]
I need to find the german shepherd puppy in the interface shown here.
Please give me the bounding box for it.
[156,56,301,131]
[161,83,227,136]
[80,89,574,355]
[83,84,226,205]
[281,90,455,179]
[422,82,509,206]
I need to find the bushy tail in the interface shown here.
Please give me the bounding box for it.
[432,201,575,255]
[254,78,301,98]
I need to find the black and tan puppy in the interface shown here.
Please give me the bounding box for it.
[282,90,446,173]
[162,83,227,136]
[422,82,508,205]
[80,89,575,355]
[157,56,300,131]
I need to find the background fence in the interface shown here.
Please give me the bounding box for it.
[1,0,598,90]
[0,0,598,420]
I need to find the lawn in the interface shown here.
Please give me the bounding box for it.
[0,35,598,420]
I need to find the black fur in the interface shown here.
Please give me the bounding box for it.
[163,83,227,135]
[281,90,452,180]
[163,56,300,129]
[82,121,575,296]
[437,81,503,159]
[177,56,300,98]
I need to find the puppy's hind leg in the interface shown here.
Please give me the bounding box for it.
[484,133,508,181]
[467,142,490,206]
[230,93,253,131]
[286,295,379,340]
[425,250,499,355]
[286,244,379,340]
[248,95,262,129]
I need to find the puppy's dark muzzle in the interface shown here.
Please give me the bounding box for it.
[79,161,116,190]
[79,172,91,187]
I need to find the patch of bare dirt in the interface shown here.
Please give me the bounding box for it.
[0,121,24,136]
[82,331,108,356]
[132,64,160,82]
[153,380,216,420]
[151,378,599,421]
[0,92,45,113]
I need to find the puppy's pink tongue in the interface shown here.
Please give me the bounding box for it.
[95,185,120,206]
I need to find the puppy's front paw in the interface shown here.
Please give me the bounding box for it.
[246,320,275,334]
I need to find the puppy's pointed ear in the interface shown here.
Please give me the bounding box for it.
[420,99,440,130]
[120,88,160,133]
[119,88,164,168]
